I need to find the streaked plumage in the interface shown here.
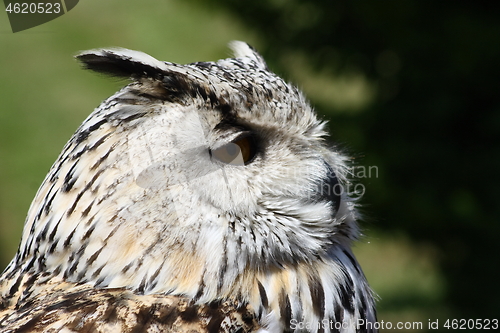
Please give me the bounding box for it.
[0,42,377,332]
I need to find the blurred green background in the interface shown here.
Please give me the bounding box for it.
[1,1,499,332]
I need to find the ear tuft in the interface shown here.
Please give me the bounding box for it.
[76,48,169,79]
[229,41,268,70]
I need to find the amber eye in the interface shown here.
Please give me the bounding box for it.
[211,135,256,166]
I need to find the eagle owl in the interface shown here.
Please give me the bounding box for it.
[0,42,377,332]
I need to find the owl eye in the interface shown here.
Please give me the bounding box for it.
[211,135,257,166]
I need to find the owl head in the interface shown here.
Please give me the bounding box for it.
[11,42,360,300]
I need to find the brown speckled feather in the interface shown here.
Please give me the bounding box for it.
[0,277,258,333]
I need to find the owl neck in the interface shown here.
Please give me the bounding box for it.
[1,227,376,332]
[192,244,376,331]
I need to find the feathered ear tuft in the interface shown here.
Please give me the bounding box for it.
[229,41,268,70]
[76,48,170,79]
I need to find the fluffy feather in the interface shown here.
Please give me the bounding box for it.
[0,42,377,333]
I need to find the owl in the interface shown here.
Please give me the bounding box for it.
[0,42,377,332]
